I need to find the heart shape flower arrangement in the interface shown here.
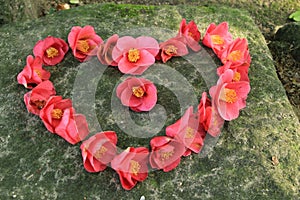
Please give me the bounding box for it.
[17,19,251,190]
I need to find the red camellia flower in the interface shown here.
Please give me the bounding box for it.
[55,110,89,144]
[198,92,224,137]
[17,55,50,89]
[97,34,119,66]
[111,147,149,190]
[197,92,224,137]
[116,77,157,112]
[149,136,185,172]
[177,19,201,52]
[157,37,188,63]
[39,96,89,144]
[220,38,251,68]
[202,22,233,57]
[112,36,159,75]
[68,25,103,62]
[209,69,250,121]
[217,62,249,82]
[80,131,117,172]
[166,106,205,156]
[33,36,69,66]
[39,96,72,133]
[206,105,225,137]
[24,80,56,115]
[197,92,212,132]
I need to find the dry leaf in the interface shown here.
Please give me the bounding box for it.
[271,156,279,166]
[57,3,70,11]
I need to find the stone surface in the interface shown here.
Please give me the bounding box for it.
[275,22,300,45]
[274,21,300,62]
[0,0,49,25]
[0,3,299,200]
[269,21,300,118]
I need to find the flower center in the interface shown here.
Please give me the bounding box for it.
[46,47,59,58]
[128,48,140,62]
[185,126,195,139]
[221,88,238,103]
[194,143,202,149]
[34,100,46,110]
[94,146,108,159]
[34,69,42,78]
[51,108,63,119]
[161,150,174,161]
[77,40,90,53]
[227,50,242,62]
[233,72,241,82]
[130,160,141,176]
[211,35,224,45]
[165,45,178,55]
[188,31,196,40]
[132,86,145,98]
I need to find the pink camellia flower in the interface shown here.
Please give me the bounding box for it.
[24,80,56,115]
[166,106,205,156]
[209,69,250,121]
[220,38,251,68]
[116,77,157,112]
[149,136,185,172]
[55,110,89,144]
[68,25,103,62]
[111,147,149,190]
[80,131,117,173]
[177,19,201,52]
[112,36,159,75]
[33,36,69,66]
[39,96,89,144]
[202,22,233,57]
[157,37,188,63]
[217,62,249,82]
[17,55,50,89]
[97,34,119,66]
[39,96,72,133]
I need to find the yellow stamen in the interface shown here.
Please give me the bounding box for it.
[51,108,63,119]
[185,127,195,139]
[211,35,224,45]
[34,69,42,78]
[46,47,59,58]
[128,48,140,62]
[233,72,241,82]
[132,86,145,98]
[165,45,178,55]
[221,88,238,103]
[227,50,242,62]
[77,40,90,53]
[34,100,46,110]
[94,146,108,159]
[194,143,202,149]
[161,150,174,161]
[130,160,141,176]
[188,31,199,41]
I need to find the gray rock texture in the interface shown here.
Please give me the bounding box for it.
[0,3,299,200]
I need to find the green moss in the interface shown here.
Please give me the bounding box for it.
[101,3,156,17]
[0,3,299,200]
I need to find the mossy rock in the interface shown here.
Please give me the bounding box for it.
[274,21,300,62]
[275,21,300,45]
[0,3,299,200]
